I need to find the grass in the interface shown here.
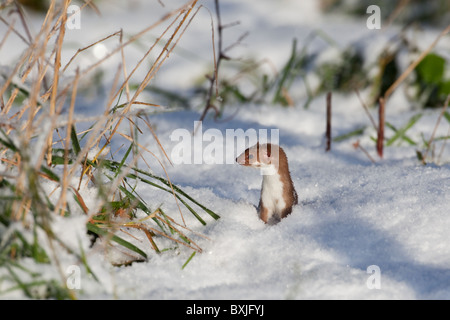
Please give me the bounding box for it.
[0,0,219,299]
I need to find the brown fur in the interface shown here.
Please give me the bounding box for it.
[277,146,298,218]
[236,143,298,224]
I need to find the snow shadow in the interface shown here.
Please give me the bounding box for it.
[304,198,450,299]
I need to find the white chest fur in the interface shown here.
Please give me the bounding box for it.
[261,171,286,217]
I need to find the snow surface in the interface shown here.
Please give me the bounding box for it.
[1,0,450,300]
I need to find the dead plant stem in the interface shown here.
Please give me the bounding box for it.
[47,0,70,167]
[422,94,450,164]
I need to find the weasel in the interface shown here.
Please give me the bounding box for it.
[236,143,298,224]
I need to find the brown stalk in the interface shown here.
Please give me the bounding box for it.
[117,132,185,225]
[158,210,211,241]
[437,126,450,164]
[374,24,450,162]
[0,15,28,45]
[353,140,376,164]
[2,1,210,258]
[122,224,159,252]
[382,0,411,30]
[6,1,62,219]
[54,68,80,216]
[70,186,89,214]
[422,94,450,164]
[62,30,122,73]
[355,88,377,130]
[143,222,202,253]
[197,0,226,128]
[325,92,332,152]
[71,65,125,187]
[0,15,16,51]
[99,1,199,158]
[384,24,450,101]
[13,1,33,44]
[47,0,70,167]
[140,114,173,166]
[93,3,201,226]
[74,0,198,80]
[377,97,385,158]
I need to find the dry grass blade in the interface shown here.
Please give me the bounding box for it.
[120,224,160,253]
[62,30,122,72]
[70,186,89,214]
[77,0,198,80]
[355,88,377,130]
[422,94,450,164]
[54,68,80,216]
[143,222,202,253]
[377,97,386,158]
[118,132,186,225]
[384,24,450,101]
[0,0,222,298]
[325,91,332,152]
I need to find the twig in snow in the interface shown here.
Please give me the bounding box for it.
[377,97,385,158]
[196,0,243,131]
[325,92,332,152]
[353,140,376,164]
[422,94,450,165]
[355,88,377,131]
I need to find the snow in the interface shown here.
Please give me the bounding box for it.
[113,106,449,300]
[1,0,450,300]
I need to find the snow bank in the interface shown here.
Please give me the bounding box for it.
[94,101,449,300]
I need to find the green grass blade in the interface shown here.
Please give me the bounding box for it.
[173,195,206,226]
[386,113,422,146]
[125,173,207,225]
[117,184,152,216]
[115,143,133,178]
[273,38,297,105]
[78,237,99,282]
[0,128,18,152]
[444,111,450,123]
[70,124,81,156]
[40,165,60,182]
[88,159,220,222]
[86,222,147,259]
[5,265,33,298]
[132,168,220,220]
[333,127,366,142]
[181,251,196,270]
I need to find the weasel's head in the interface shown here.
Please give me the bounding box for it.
[236,143,280,174]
